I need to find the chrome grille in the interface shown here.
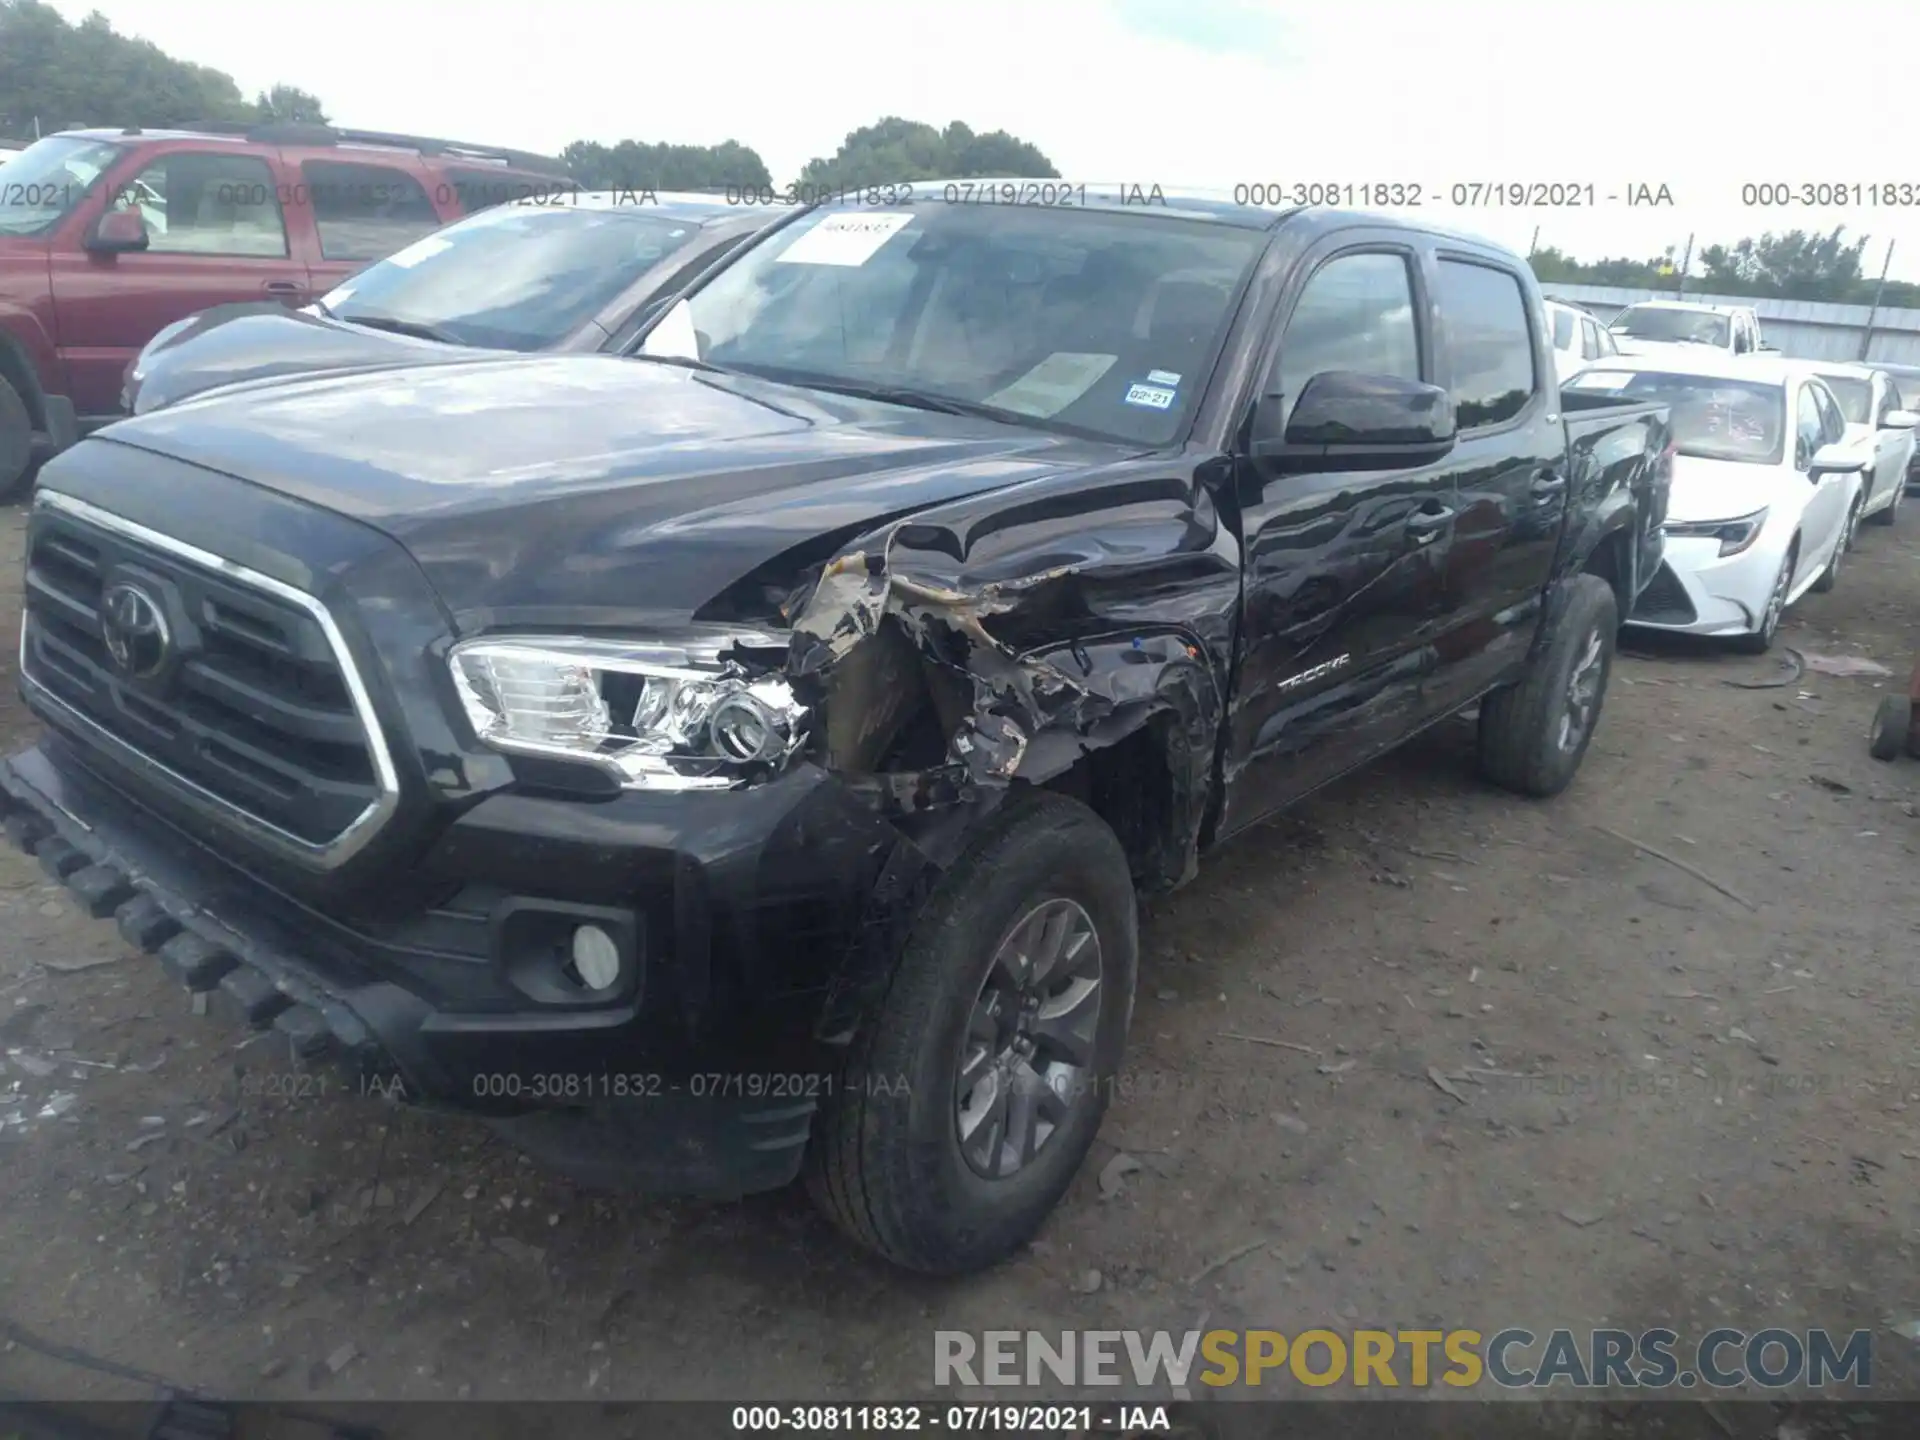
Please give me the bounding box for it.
[18,493,398,866]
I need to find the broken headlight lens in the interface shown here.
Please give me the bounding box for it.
[448,633,807,791]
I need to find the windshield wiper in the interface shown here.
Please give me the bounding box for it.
[336,312,463,345]
[780,377,1014,422]
[628,351,736,376]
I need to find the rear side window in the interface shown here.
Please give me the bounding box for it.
[303,161,441,262]
[1550,307,1575,350]
[1580,317,1601,359]
[1437,259,1536,428]
[1269,251,1422,424]
[115,152,288,257]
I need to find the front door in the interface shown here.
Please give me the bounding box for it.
[1217,240,1462,838]
[49,147,309,418]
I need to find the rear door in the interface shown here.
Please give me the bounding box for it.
[1868,371,1910,508]
[47,144,309,417]
[1427,252,1567,709]
[1219,234,1461,835]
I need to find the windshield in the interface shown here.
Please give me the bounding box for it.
[319,204,713,351]
[1817,374,1871,425]
[1565,369,1784,465]
[660,201,1267,444]
[0,136,124,237]
[1608,306,1732,347]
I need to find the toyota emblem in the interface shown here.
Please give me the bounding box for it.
[100,581,172,679]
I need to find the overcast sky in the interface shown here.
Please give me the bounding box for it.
[53,0,1920,283]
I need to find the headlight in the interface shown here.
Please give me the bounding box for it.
[1663,507,1768,557]
[449,632,807,791]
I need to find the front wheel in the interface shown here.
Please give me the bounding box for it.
[1869,475,1901,527]
[1477,573,1619,798]
[806,792,1138,1273]
[1813,503,1856,593]
[0,378,32,503]
[1732,543,1797,654]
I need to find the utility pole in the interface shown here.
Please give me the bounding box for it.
[1675,234,1693,299]
[1528,224,1539,258]
[1860,238,1895,362]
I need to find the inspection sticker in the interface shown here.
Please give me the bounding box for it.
[1124,382,1178,411]
[1146,369,1182,387]
[775,212,915,267]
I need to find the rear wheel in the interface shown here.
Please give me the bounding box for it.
[806,792,1138,1273]
[1869,696,1913,762]
[0,378,32,502]
[1732,543,1796,654]
[1477,573,1618,798]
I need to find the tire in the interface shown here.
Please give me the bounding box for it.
[805,791,1138,1274]
[1812,503,1855,593]
[1477,572,1618,798]
[0,377,32,503]
[1869,474,1901,526]
[1732,542,1797,654]
[1869,695,1912,762]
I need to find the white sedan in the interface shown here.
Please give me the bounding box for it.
[1809,363,1917,529]
[1563,355,1869,653]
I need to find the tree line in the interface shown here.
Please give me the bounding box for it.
[1533,228,1918,309]
[5,1,1912,309]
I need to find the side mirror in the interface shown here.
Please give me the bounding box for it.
[1880,408,1918,431]
[85,207,149,254]
[1808,442,1866,480]
[1252,371,1458,471]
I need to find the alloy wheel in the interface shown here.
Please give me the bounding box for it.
[1557,626,1605,753]
[955,898,1104,1179]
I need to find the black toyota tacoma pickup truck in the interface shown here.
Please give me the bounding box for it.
[1,188,1672,1274]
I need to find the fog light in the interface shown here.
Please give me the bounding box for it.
[570,925,621,991]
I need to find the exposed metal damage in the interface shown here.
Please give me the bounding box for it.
[782,521,1223,891]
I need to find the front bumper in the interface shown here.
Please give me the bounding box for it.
[1625,533,1781,638]
[0,733,927,1198]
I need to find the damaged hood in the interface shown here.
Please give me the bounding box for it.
[98,353,1137,625]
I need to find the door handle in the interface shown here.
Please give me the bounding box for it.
[1530,469,1568,500]
[1404,504,1454,545]
[263,281,305,302]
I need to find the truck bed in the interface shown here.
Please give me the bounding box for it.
[1558,391,1674,605]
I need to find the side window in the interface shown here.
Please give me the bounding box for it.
[1579,317,1601,359]
[1436,258,1537,429]
[1816,385,1847,445]
[302,161,441,262]
[1794,385,1824,468]
[1550,307,1575,352]
[111,152,287,257]
[1874,377,1895,425]
[1596,325,1619,358]
[1268,251,1422,423]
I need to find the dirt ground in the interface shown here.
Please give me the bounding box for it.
[2,490,1918,1422]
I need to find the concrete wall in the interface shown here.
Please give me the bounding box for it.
[1538,283,1920,367]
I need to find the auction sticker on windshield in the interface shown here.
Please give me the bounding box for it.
[1124,382,1178,411]
[384,234,455,270]
[775,211,915,267]
[986,352,1117,417]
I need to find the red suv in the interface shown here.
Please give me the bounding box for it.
[0,122,570,497]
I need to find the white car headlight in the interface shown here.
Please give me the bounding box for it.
[1664,507,1768,558]
[449,632,808,791]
